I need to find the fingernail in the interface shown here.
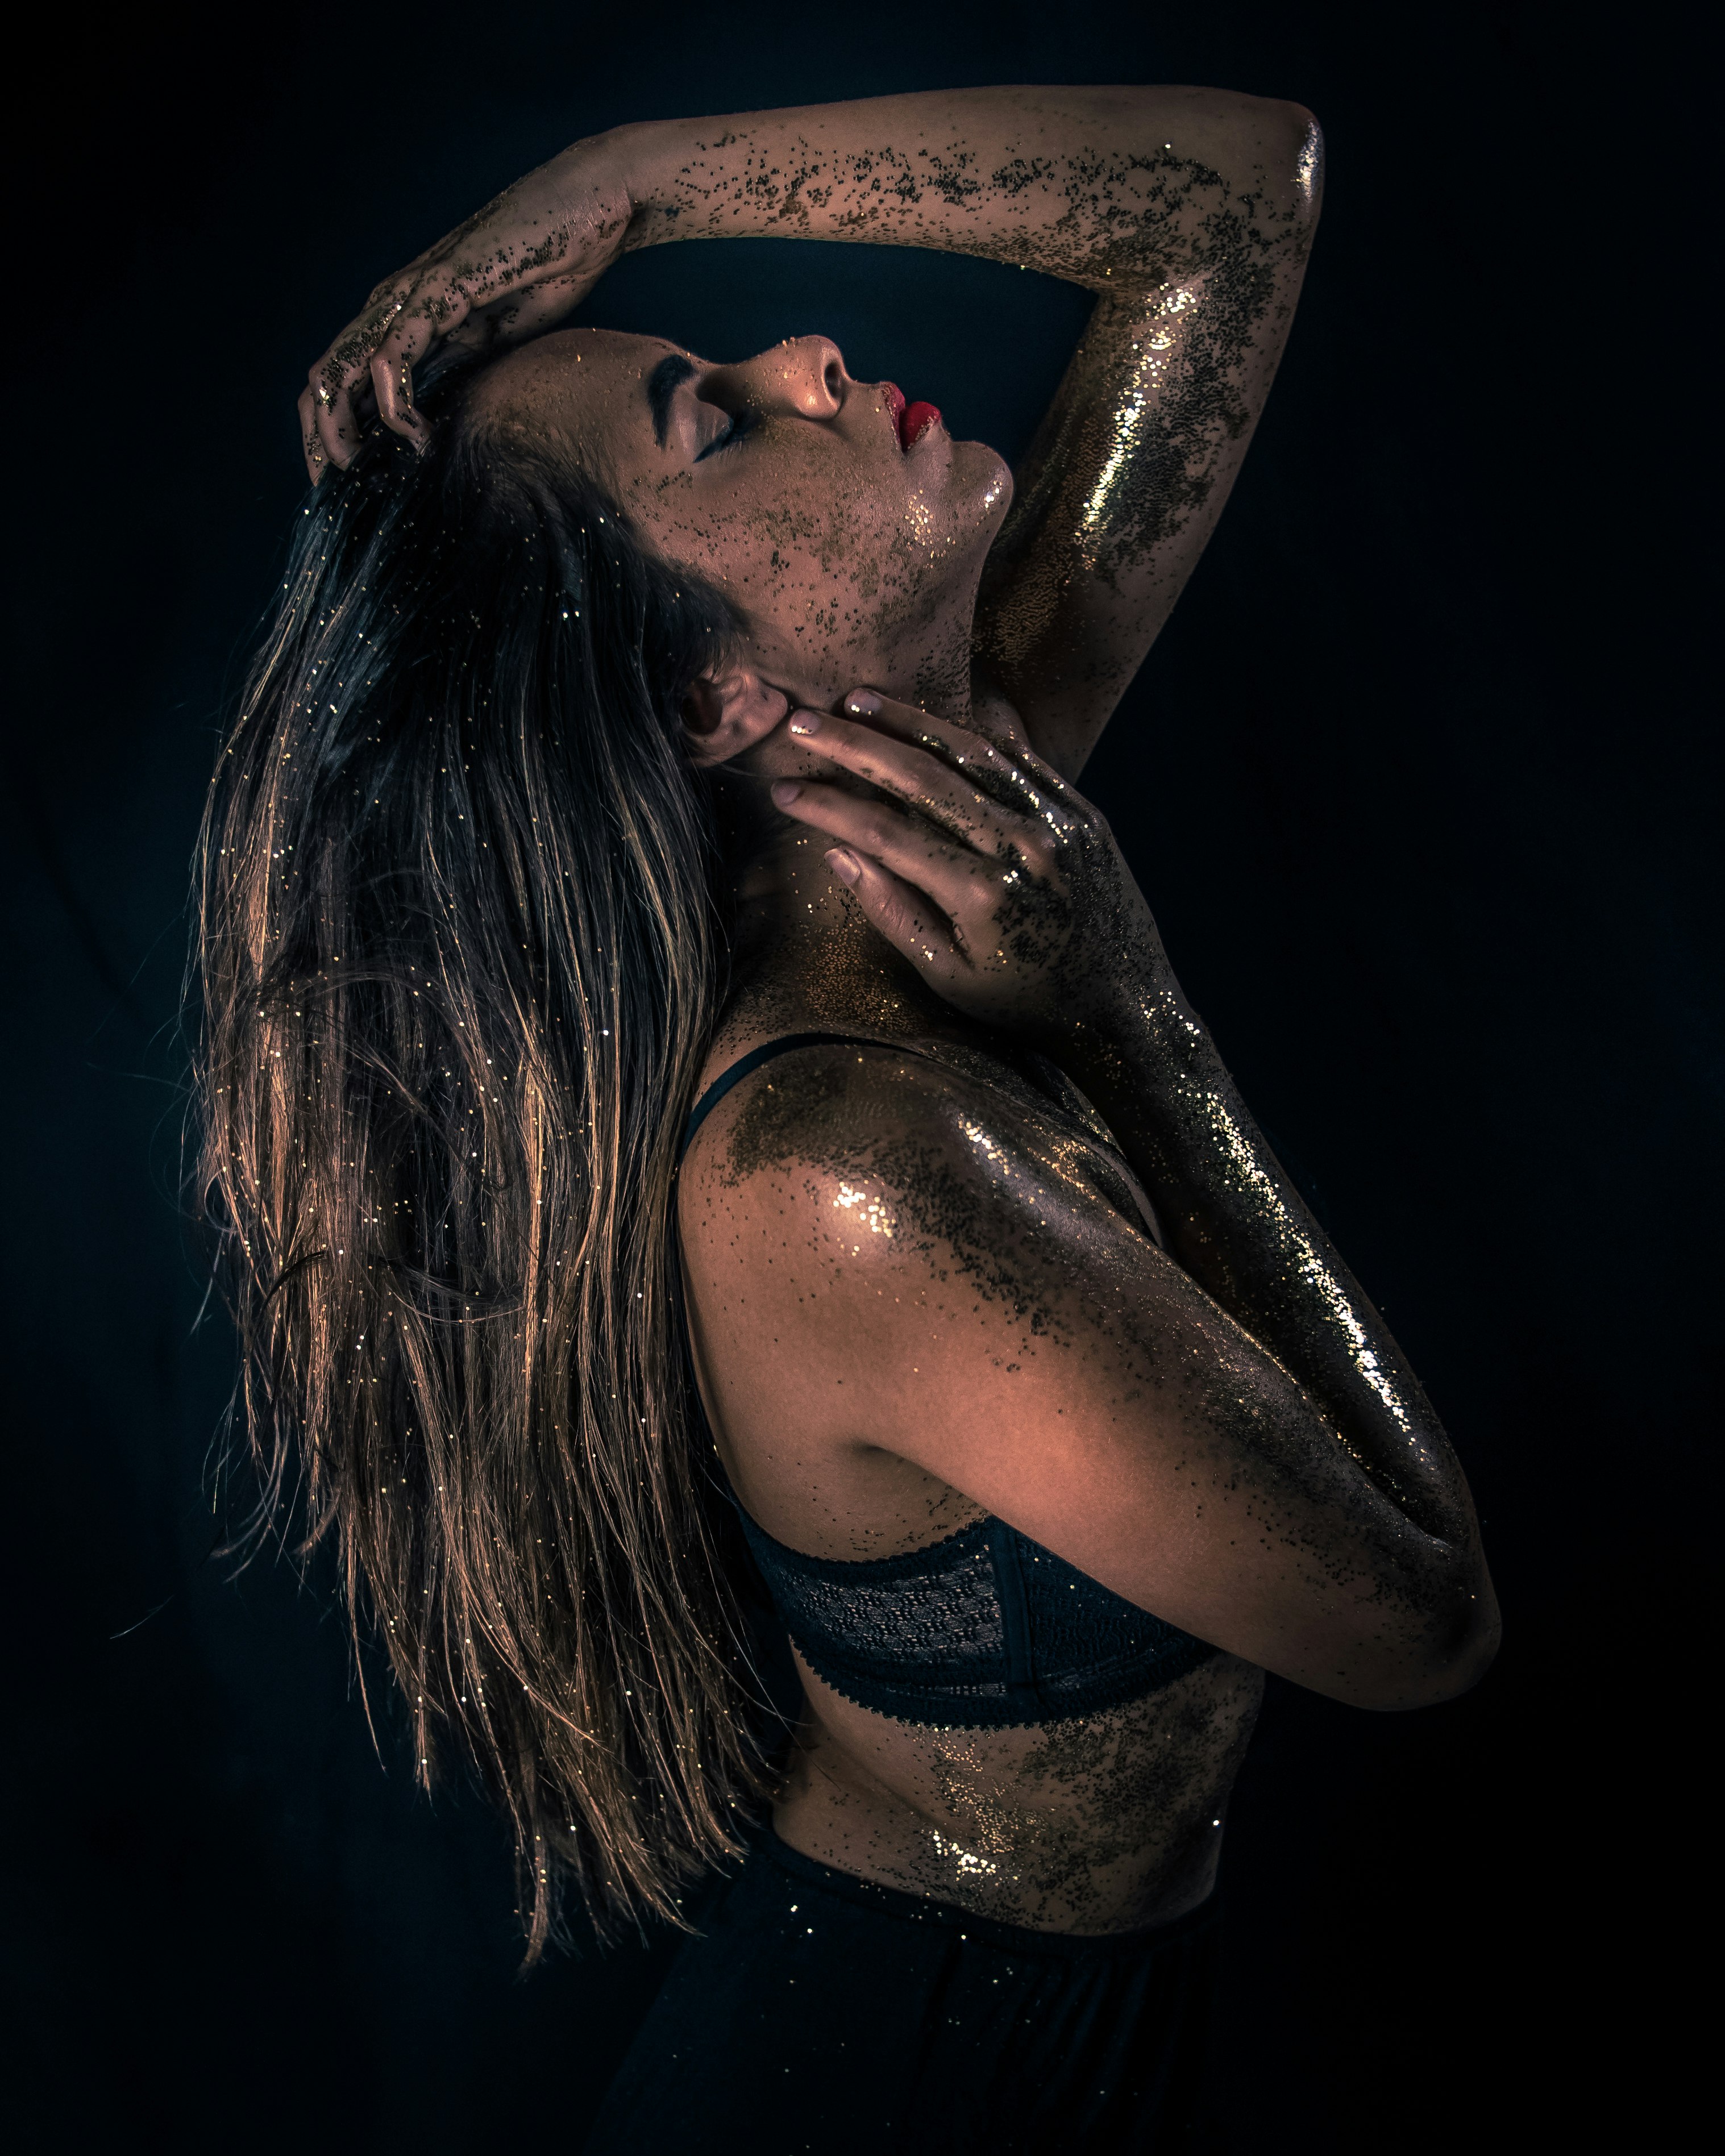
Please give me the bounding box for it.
[770,780,802,806]
[787,710,824,736]
[826,848,861,885]
[845,689,881,717]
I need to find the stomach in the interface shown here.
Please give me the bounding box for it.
[771,1643,1266,1934]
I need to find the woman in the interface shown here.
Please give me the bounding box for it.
[202,88,1498,2150]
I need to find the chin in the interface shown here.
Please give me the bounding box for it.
[949,439,1013,535]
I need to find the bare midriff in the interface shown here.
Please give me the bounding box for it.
[771,1645,1265,1935]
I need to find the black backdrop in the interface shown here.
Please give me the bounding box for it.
[2,6,1707,2149]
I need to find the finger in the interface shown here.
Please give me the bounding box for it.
[297,387,329,486]
[824,848,963,981]
[849,691,1096,854]
[840,688,1066,813]
[309,311,392,468]
[771,778,995,913]
[304,280,415,464]
[784,708,1038,856]
[311,374,355,471]
[840,689,1041,803]
[987,726,1084,808]
[369,334,427,447]
[307,349,369,471]
[368,278,473,436]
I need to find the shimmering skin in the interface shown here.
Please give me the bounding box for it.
[302,88,1321,771]
[300,90,1495,1936]
[688,1038,1267,1929]
[681,992,1489,1928]
[784,1651,1263,1930]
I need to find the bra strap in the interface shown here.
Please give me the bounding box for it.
[680,1033,905,1162]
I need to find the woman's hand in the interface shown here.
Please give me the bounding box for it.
[769,690,1179,1053]
[298,138,634,482]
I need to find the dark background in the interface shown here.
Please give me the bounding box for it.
[2,4,1707,2149]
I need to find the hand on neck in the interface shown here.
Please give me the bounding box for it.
[716,636,979,1045]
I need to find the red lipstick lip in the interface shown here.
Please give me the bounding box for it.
[882,382,942,452]
[898,399,942,452]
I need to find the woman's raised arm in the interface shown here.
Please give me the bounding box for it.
[616,89,1321,771]
[302,90,1319,766]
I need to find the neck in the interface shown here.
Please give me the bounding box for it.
[726,831,952,1046]
[719,627,980,1050]
[765,606,979,734]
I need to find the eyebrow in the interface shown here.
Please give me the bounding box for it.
[646,353,697,448]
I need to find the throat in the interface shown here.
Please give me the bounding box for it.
[714,650,1000,1050]
[726,859,955,1046]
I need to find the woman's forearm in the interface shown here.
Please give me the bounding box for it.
[604,87,1317,290]
[1065,990,1483,1554]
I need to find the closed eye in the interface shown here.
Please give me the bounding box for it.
[694,406,760,462]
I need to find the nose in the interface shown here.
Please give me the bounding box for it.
[739,335,848,419]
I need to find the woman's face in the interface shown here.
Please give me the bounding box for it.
[470,329,1012,704]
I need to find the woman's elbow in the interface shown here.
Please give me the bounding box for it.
[1275,103,1325,222]
[1365,1594,1503,1712]
[1298,1570,1501,1710]
[1203,94,1323,224]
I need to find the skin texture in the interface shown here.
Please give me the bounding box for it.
[304,89,1498,1933]
[459,326,1011,725]
[304,86,1322,768]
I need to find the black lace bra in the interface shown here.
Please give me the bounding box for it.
[681,1033,1217,1730]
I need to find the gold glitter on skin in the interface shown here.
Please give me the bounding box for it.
[298,91,1496,1939]
[304,88,1320,772]
[681,699,1497,1928]
[774,1653,1263,1930]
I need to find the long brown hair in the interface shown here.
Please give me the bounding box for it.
[194,364,768,1954]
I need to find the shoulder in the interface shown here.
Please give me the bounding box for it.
[682,1037,1001,1232]
[676,1034,1200,1555]
[677,1036,1148,1316]
[684,1035,1031,1198]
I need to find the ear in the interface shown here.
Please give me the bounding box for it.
[681,660,789,767]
